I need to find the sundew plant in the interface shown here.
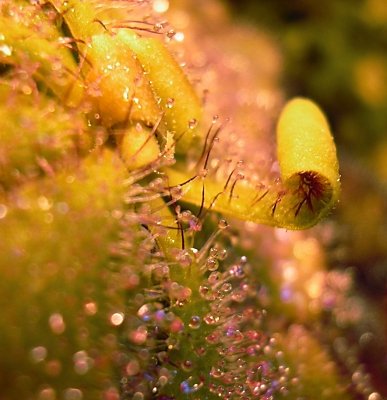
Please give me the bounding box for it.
[0,0,382,399]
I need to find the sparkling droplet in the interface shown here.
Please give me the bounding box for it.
[204,313,219,325]
[166,98,175,108]
[218,219,229,230]
[84,302,97,316]
[199,285,209,296]
[123,87,130,101]
[206,257,219,271]
[210,247,219,257]
[110,312,125,326]
[174,31,185,42]
[137,304,151,321]
[188,316,201,329]
[218,249,227,260]
[188,118,197,129]
[166,29,176,39]
[221,283,232,293]
[182,360,193,371]
[0,44,12,57]
[153,22,163,32]
[38,196,52,211]
[229,264,245,278]
[210,367,224,378]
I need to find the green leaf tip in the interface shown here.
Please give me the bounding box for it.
[166,97,340,230]
[276,97,340,228]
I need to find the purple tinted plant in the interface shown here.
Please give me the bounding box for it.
[1,1,378,400]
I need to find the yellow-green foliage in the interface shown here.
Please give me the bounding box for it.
[0,1,347,399]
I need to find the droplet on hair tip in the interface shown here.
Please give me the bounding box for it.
[218,219,229,230]
[188,118,198,129]
[166,98,175,108]
[206,257,219,271]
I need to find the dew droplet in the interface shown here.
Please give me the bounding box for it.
[0,44,12,57]
[182,360,193,371]
[122,87,131,102]
[84,302,97,316]
[206,257,219,271]
[210,247,219,257]
[174,31,185,42]
[221,283,232,293]
[188,316,201,329]
[218,249,228,261]
[229,264,245,278]
[166,29,176,39]
[204,313,219,325]
[210,367,224,379]
[110,312,125,326]
[199,285,209,296]
[21,84,32,95]
[38,196,52,211]
[153,22,163,32]
[188,118,197,129]
[218,219,229,230]
[137,304,152,321]
[166,98,175,108]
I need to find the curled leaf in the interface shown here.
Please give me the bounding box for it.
[118,30,203,152]
[166,98,340,229]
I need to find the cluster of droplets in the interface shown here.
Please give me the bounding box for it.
[318,270,384,400]
[113,200,290,399]
[198,255,290,399]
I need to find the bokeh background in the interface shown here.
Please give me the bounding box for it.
[225,0,387,394]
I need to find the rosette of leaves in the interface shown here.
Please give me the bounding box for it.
[0,1,349,399]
